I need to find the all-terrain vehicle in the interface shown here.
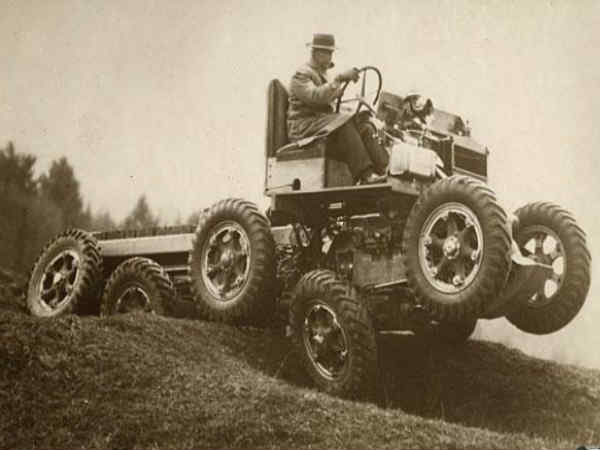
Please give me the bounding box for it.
[25,67,591,398]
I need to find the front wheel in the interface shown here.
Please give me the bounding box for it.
[506,202,591,334]
[291,270,377,399]
[403,176,512,321]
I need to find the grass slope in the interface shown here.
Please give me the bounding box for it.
[1,297,599,449]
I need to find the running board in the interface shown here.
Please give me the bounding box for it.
[99,233,194,257]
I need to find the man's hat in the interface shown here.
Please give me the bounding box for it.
[306,33,338,51]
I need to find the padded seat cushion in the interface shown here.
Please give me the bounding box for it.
[266,79,289,158]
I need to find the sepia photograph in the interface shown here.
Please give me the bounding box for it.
[1,0,599,449]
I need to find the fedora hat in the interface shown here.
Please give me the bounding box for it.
[306,33,338,51]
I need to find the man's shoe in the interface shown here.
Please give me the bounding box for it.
[357,172,387,185]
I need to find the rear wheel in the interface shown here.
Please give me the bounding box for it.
[189,199,276,324]
[403,175,511,321]
[26,229,102,317]
[101,257,174,316]
[506,202,591,334]
[291,270,377,398]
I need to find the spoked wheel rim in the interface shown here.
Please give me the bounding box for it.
[38,250,81,311]
[201,221,251,302]
[115,285,153,313]
[518,225,566,308]
[302,301,350,380]
[419,202,484,293]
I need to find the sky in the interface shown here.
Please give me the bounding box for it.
[2,0,600,367]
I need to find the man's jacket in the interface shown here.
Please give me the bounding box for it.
[287,60,352,141]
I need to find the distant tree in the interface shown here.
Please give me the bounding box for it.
[38,157,86,229]
[79,204,93,230]
[0,141,37,196]
[121,195,160,229]
[0,142,62,273]
[22,194,64,271]
[186,208,209,226]
[90,210,117,231]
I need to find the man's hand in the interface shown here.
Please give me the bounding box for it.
[335,68,360,83]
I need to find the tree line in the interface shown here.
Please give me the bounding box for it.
[0,142,198,275]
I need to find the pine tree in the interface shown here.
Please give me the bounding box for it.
[91,210,117,231]
[0,142,62,273]
[121,195,160,230]
[38,157,87,229]
[0,141,37,196]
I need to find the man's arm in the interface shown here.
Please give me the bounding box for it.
[289,70,343,106]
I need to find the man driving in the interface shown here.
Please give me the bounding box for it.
[287,33,388,184]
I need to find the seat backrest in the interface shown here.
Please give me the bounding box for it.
[265,79,289,158]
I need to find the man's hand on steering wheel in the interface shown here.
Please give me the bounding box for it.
[335,68,360,83]
[335,66,383,114]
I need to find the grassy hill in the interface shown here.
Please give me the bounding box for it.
[1,293,599,450]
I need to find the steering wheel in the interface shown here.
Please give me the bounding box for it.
[335,66,382,115]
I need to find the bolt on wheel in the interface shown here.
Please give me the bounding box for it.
[39,250,81,311]
[302,302,350,381]
[201,221,251,302]
[419,202,484,293]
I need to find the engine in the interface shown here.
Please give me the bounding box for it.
[376,91,489,181]
[322,214,406,288]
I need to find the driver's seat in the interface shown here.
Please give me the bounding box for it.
[264,79,353,194]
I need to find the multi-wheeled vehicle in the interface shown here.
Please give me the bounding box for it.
[26,67,591,397]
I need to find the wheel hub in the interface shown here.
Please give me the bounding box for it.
[443,235,461,259]
[39,250,81,310]
[303,303,349,380]
[419,203,484,294]
[220,249,234,268]
[519,225,566,307]
[201,222,251,302]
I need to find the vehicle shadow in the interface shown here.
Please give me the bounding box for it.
[375,332,600,444]
[208,311,599,445]
[233,327,599,443]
